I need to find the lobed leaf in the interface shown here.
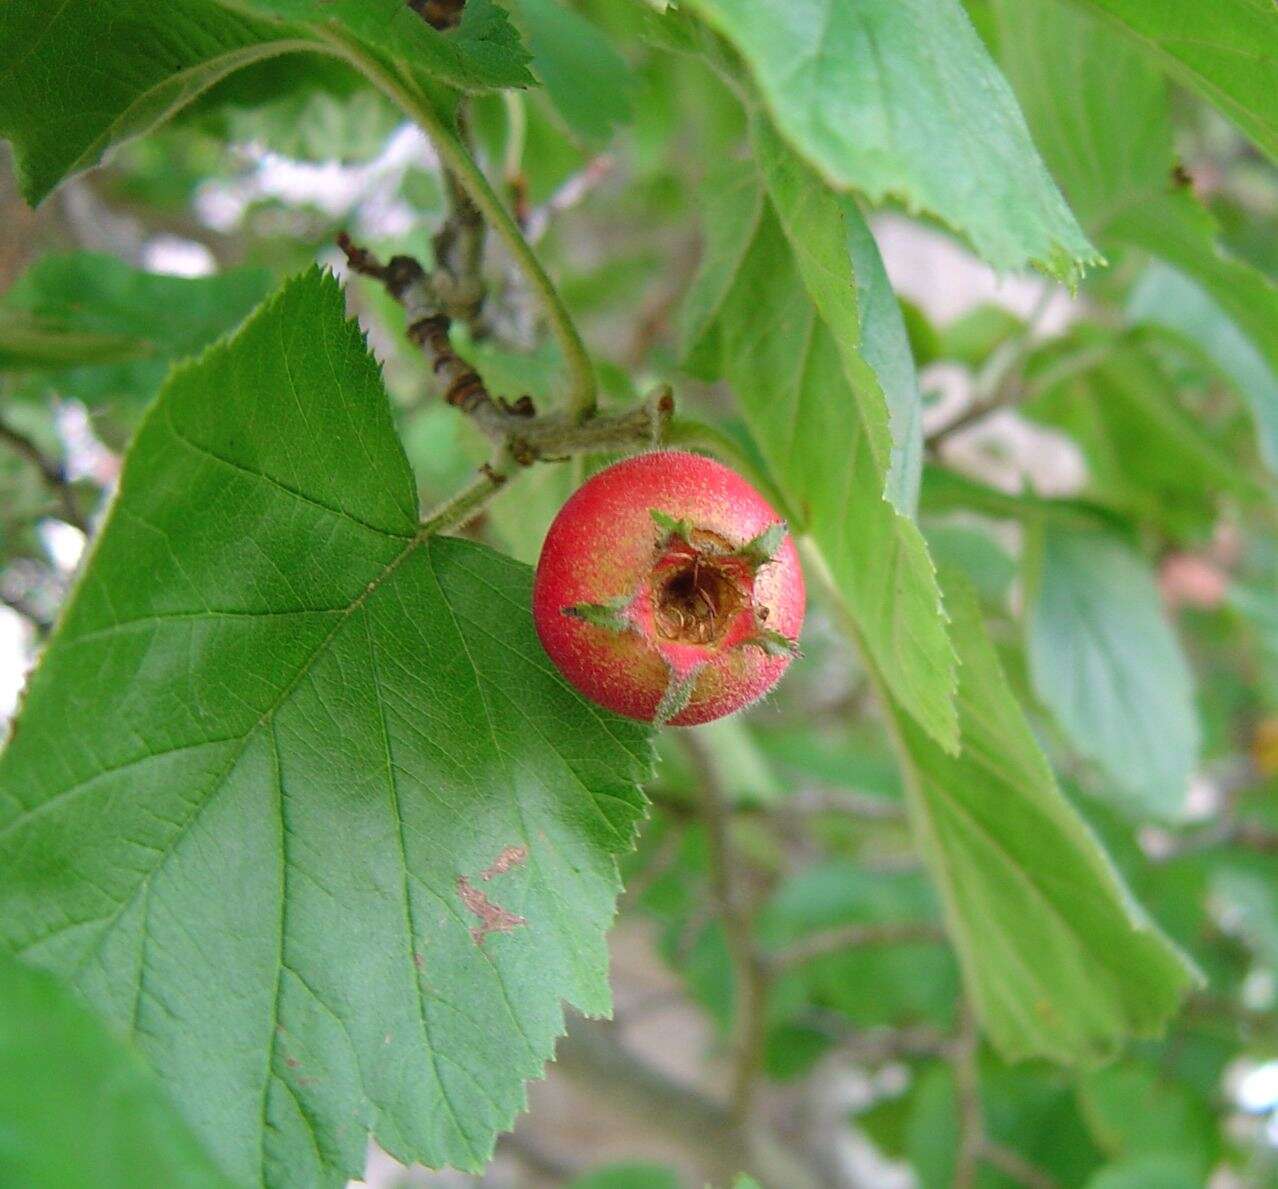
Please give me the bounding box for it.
[0,269,651,1185]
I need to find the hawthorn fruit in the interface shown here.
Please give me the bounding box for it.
[532,451,806,725]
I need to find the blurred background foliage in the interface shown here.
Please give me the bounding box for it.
[2,0,1278,1185]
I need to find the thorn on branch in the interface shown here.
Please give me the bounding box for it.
[478,461,507,488]
[339,233,677,488]
[336,231,389,282]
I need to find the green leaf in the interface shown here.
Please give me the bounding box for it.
[0,0,527,206]
[1128,261,1278,476]
[682,0,1098,283]
[759,862,959,1029]
[1085,1156,1204,1189]
[0,310,150,372]
[995,0,1173,234]
[749,118,924,514]
[1077,1060,1218,1177]
[995,0,1278,475]
[684,142,958,750]
[1024,337,1253,537]
[896,1059,1107,1187]
[0,950,231,1187]
[198,61,403,163]
[1109,193,1278,474]
[0,269,652,1183]
[222,0,531,89]
[0,0,313,205]
[507,0,634,145]
[935,304,1027,370]
[1070,0,1278,162]
[3,252,272,407]
[885,573,1199,1064]
[924,525,1015,606]
[1026,525,1200,819]
[921,465,1123,533]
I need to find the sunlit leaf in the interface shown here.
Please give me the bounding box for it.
[0,269,651,1184]
[682,0,1098,282]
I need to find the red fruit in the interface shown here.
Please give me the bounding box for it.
[532,451,805,726]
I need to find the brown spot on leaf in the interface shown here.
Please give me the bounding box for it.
[412,951,424,969]
[480,844,528,881]
[457,874,527,945]
[285,1057,300,1069]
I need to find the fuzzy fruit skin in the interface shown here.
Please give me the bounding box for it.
[532,451,805,725]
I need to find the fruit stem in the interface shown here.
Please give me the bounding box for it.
[311,26,598,420]
[419,452,511,536]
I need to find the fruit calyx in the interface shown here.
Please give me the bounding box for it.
[564,507,800,722]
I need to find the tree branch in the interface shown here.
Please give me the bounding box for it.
[339,235,671,467]
[555,1016,824,1189]
[770,920,947,970]
[428,109,487,338]
[0,587,53,636]
[0,418,86,533]
[313,27,599,419]
[982,1140,1058,1189]
[953,1002,982,1189]
[680,732,770,1130]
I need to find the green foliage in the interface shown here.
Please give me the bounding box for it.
[0,950,230,1186]
[0,0,527,205]
[997,0,1278,475]
[682,131,960,751]
[0,271,651,1183]
[2,252,272,408]
[1071,0,1278,161]
[508,0,634,144]
[888,575,1199,1064]
[2,0,1277,1183]
[681,0,1099,283]
[1026,526,1200,817]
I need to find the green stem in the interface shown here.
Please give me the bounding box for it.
[312,26,597,420]
[419,455,510,536]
